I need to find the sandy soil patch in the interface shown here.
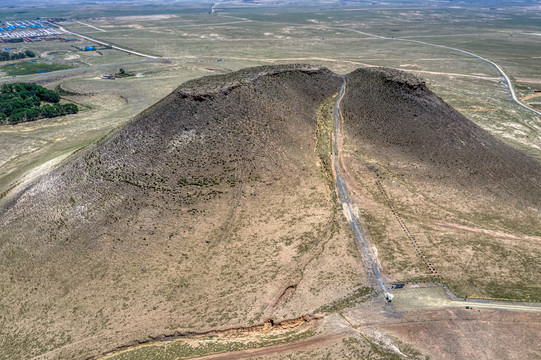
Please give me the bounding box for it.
[381,308,541,360]
[121,24,145,30]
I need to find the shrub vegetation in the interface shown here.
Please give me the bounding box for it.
[0,49,36,61]
[0,82,78,124]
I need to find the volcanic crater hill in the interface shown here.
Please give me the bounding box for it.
[0,65,540,359]
[0,65,362,360]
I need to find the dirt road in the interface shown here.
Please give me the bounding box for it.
[194,332,348,360]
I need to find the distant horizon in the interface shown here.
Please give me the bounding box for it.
[1,0,538,9]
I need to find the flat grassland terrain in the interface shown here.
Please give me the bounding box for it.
[0,1,540,359]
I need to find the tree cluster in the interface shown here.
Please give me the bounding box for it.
[0,83,78,124]
[0,50,36,62]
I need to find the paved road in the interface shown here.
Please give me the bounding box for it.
[333,76,387,293]
[340,27,541,117]
[390,286,541,313]
[50,22,158,59]
[75,20,106,32]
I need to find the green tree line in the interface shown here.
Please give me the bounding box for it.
[0,83,78,124]
[0,50,36,62]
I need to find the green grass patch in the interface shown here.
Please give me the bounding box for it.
[1,61,74,76]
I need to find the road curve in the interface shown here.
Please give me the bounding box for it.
[340,28,541,117]
[333,76,387,293]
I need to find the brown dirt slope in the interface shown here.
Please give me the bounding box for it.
[1,65,540,360]
[0,65,363,359]
[340,67,541,300]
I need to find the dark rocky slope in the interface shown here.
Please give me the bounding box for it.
[341,67,541,301]
[342,67,541,204]
[0,65,352,360]
[0,65,539,359]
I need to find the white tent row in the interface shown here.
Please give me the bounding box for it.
[0,29,59,39]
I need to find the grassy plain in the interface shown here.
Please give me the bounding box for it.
[0,61,74,75]
[62,6,541,155]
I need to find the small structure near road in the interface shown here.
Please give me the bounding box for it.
[101,74,115,80]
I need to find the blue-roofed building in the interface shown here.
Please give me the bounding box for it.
[0,28,4,32]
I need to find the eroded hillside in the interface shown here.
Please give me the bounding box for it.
[0,65,540,360]
[0,65,363,359]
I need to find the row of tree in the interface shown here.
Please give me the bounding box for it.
[2,103,78,123]
[0,50,36,62]
[0,83,78,124]
[1,82,60,103]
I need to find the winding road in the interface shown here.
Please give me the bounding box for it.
[339,27,541,117]
[53,14,541,119]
